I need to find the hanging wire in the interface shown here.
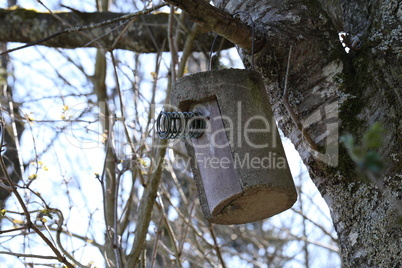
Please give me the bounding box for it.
[209,11,256,71]
[208,34,220,71]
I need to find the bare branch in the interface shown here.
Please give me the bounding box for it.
[0,226,28,234]
[0,4,166,55]
[164,0,264,52]
[0,122,74,268]
[0,7,233,54]
[0,251,59,260]
[126,139,167,266]
[208,223,227,268]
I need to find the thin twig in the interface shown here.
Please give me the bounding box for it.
[37,0,102,49]
[297,175,310,268]
[84,21,131,48]
[0,120,74,268]
[291,208,338,244]
[163,192,205,241]
[110,52,136,154]
[150,206,165,268]
[0,251,59,259]
[110,17,138,50]
[0,226,29,234]
[113,171,123,268]
[155,193,181,267]
[280,227,340,253]
[143,50,163,144]
[208,223,227,268]
[177,200,196,256]
[118,175,137,236]
[53,209,91,268]
[0,181,12,192]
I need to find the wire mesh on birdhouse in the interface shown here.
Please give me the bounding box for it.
[157,69,297,225]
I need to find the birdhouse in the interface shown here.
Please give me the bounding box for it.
[158,69,297,225]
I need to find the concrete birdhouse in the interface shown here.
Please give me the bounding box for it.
[158,69,297,225]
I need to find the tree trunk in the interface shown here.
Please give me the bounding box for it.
[0,0,24,207]
[1,0,400,266]
[211,0,401,267]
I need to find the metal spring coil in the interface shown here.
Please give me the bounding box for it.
[156,111,205,139]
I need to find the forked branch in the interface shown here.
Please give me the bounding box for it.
[164,0,264,52]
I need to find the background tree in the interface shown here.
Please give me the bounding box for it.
[0,0,399,267]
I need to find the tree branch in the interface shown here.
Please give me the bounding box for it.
[164,0,264,52]
[0,121,74,268]
[0,251,59,260]
[0,7,233,53]
[126,139,167,266]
